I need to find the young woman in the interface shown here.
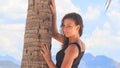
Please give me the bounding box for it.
[40,0,85,68]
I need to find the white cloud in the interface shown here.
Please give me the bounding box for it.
[56,0,80,13]
[0,0,27,19]
[84,21,120,48]
[0,23,25,61]
[85,22,111,48]
[107,0,120,24]
[0,23,25,31]
[106,0,120,38]
[110,0,120,9]
[107,10,120,22]
[83,6,100,21]
[84,21,120,61]
[55,0,80,22]
[51,38,61,56]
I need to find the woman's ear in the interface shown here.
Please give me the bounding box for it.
[76,25,80,31]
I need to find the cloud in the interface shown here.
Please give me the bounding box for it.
[106,0,120,37]
[83,6,101,21]
[110,0,120,9]
[56,0,79,13]
[0,0,27,19]
[0,0,27,61]
[0,23,25,61]
[85,21,120,48]
[107,10,120,21]
[107,0,120,24]
[51,38,62,56]
[55,0,80,22]
[84,21,120,61]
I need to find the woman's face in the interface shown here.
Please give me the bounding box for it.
[62,18,80,37]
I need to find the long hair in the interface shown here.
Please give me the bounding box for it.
[60,12,83,49]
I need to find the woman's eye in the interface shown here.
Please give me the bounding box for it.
[62,25,73,28]
[67,26,72,28]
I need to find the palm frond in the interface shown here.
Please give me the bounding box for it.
[105,0,112,10]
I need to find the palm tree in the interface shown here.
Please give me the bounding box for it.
[21,0,52,68]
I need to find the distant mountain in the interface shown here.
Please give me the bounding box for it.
[0,55,20,65]
[115,61,120,68]
[0,55,20,68]
[0,53,120,68]
[79,53,120,68]
[0,60,20,68]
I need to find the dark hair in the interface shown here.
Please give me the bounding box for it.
[61,12,83,49]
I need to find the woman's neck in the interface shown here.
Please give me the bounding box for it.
[68,35,80,44]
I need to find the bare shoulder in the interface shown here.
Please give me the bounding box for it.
[65,44,79,58]
[67,44,79,52]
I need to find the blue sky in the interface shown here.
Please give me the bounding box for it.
[0,0,120,63]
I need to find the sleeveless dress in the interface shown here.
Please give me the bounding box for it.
[56,43,84,68]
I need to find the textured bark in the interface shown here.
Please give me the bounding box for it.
[21,0,52,68]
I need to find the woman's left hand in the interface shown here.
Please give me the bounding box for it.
[40,44,51,61]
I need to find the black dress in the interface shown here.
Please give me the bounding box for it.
[56,43,84,68]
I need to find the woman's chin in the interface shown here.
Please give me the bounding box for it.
[64,35,70,37]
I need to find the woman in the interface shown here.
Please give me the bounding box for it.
[40,0,85,68]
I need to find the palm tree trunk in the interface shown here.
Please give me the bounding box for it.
[21,0,52,68]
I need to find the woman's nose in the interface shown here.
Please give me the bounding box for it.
[63,27,69,33]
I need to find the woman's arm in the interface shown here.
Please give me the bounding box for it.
[40,44,56,68]
[40,44,79,68]
[50,0,64,43]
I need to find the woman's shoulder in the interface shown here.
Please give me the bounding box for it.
[67,43,79,50]
[68,39,85,52]
[65,43,79,59]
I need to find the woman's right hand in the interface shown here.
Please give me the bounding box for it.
[50,0,56,17]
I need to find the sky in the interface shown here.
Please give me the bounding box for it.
[0,0,120,63]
